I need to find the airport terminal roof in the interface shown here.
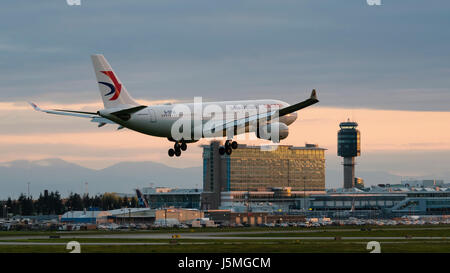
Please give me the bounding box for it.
[142,188,202,195]
[201,143,327,150]
[61,210,110,219]
[327,185,450,194]
[108,208,152,216]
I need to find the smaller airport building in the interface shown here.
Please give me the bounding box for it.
[142,187,202,209]
[60,208,203,225]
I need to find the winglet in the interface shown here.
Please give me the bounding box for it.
[28,102,42,112]
[310,89,318,101]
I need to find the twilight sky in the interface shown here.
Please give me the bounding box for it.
[1,0,450,187]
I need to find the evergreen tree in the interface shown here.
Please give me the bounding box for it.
[92,195,102,208]
[6,197,17,216]
[82,194,92,209]
[130,197,138,208]
[122,196,129,207]
[17,194,34,216]
[50,191,64,214]
[66,193,83,211]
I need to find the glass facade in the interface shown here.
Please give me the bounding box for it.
[310,194,406,211]
[337,121,360,157]
[337,129,361,157]
[203,142,326,194]
[227,146,325,191]
[144,192,201,209]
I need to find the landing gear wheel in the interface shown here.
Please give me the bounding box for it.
[231,141,238,149]
[225,146,232,155]
[219,146,225,155]
[168,149,175,157]
[181,142,187,151]
[225,140,231,148]
[174,142,181,150]
[175,148,181,157]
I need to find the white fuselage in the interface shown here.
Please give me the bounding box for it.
[99,99,298,140]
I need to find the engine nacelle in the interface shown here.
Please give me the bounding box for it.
[256,122,289,142]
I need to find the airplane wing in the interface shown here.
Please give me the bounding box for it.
[29,102,116,127]
[209,89,319,135]
[278,89,318,116]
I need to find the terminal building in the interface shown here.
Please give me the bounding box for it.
[308,184,450,218]
[201,141,326,209]
[141,187,202,209]
[401,179,444,188]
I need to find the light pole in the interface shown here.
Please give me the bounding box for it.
[3,205,7,219]
[68,206,73,222]
[303,176,306,212]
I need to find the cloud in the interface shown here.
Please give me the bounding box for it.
[0,41,66,54]
[1,0,450,180]
[1,1,450,109]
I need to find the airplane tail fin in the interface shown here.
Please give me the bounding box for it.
[91,54,139,109]
[135,189,149,208]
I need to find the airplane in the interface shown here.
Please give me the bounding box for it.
[30,54,319,157]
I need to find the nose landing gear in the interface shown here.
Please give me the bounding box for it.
[168,140,187,157]
[219,140,238,155]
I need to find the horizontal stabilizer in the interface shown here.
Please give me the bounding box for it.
[110,105,147,121]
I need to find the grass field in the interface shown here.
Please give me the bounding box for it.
[1,224,449,236]
[0,240,449,253]
[220,229,450,238]
[0,225,449,253]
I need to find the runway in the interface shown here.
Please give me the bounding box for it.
[0,227,449,243]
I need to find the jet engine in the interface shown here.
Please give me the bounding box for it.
[256,122,289,142]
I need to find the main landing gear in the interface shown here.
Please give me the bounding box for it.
[168,140,187,157]
[219,140,238,156]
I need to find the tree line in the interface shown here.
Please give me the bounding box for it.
[0,191,138,217]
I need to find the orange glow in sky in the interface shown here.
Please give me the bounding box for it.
[1,102,450,169]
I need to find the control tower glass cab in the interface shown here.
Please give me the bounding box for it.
[338,120,361,189]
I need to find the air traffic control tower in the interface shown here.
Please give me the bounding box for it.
[338,120,361,189]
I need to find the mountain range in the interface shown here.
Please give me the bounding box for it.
[1,158,447,199]
[0,158,201,199]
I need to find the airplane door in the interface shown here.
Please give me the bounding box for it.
[148,109,156,123]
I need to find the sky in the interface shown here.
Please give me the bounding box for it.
[1,0,450,187]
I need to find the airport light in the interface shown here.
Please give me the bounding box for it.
[164,208,168,227]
